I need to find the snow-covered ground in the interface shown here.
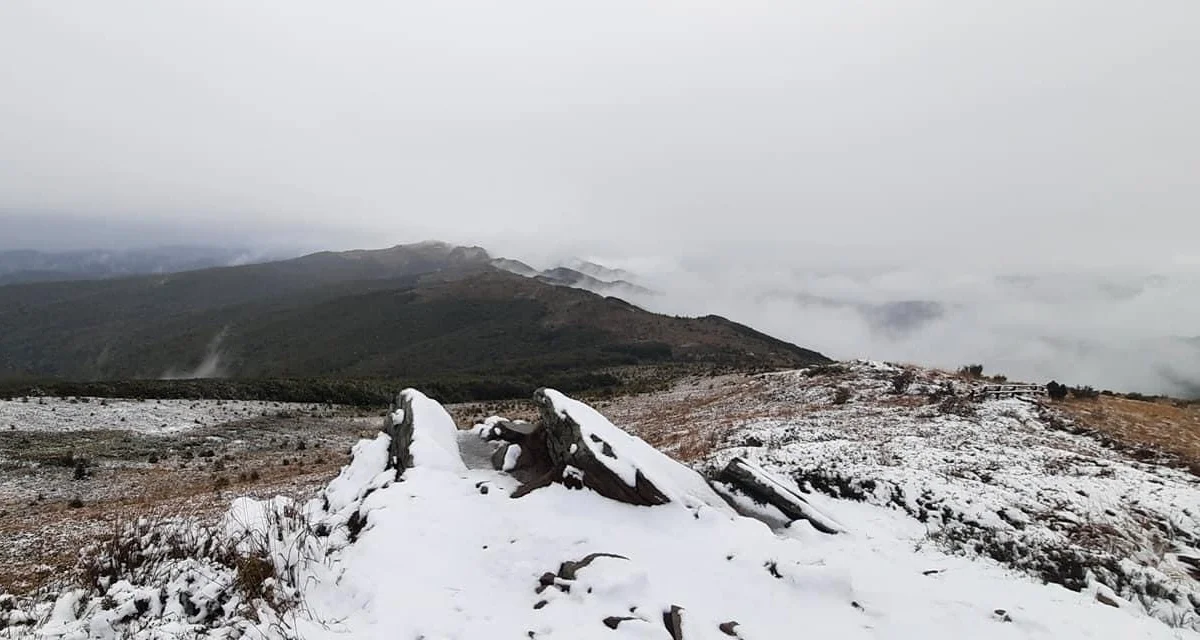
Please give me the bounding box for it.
[0,398,338,434]
[602,362,1200,630]
[5,387,1195,638]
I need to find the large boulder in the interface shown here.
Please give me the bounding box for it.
[490,388,732,514]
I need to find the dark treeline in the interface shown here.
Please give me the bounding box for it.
[0,372,624,408]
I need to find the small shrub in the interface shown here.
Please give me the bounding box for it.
[1047,381,1068,401]
[892,370,915,394]
[958,364,985,379]
[213,476,231,492]
[73,460,89,481]
[1069,385,1100,400]
[68,496,84,509]
[938,395,977,418]
[234,554,276,602]
[148,453,159,464]
[832,388,852,405]
[804,363,848,378]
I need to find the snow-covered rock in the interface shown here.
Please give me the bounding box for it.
[504,389,734,514]
[385,388,468,475]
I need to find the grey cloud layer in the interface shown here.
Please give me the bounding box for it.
[2,1,1197,267]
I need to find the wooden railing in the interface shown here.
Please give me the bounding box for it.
[975,384,1046,399]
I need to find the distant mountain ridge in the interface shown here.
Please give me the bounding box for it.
[491,257,657,298]
[0,246,276,285]
[0,241,828,381]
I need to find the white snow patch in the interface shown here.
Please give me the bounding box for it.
[502,444,523,471]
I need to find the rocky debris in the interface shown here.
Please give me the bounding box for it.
[718,620,741,637]
[602,615,639,629]
[535,553,629,597]
[558,553,629,582]
[714,457,844,534]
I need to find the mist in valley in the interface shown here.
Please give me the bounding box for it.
[591,257,1200,397]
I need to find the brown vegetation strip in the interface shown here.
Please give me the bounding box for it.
[1060,396,1200,472]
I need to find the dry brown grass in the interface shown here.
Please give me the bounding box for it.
[1058,396,1200,471]
[0,454,344,595]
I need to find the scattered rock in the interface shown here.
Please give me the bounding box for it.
[1095,590,1122,609]
[603,616,638,630]
[662,605,685,640]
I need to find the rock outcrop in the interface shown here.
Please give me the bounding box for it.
[714,457,844,534]
[384,388,467,477]
[472,389,733,514]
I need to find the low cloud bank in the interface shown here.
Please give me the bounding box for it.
[606,260,1200,397]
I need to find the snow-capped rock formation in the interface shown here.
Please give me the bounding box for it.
[5,388,1194,639]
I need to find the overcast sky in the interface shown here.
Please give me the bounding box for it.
[2,2,1199,393]
[2,1,1197,268]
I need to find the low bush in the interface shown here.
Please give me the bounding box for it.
[1069,385,1100,400]
[957,364,985,379]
